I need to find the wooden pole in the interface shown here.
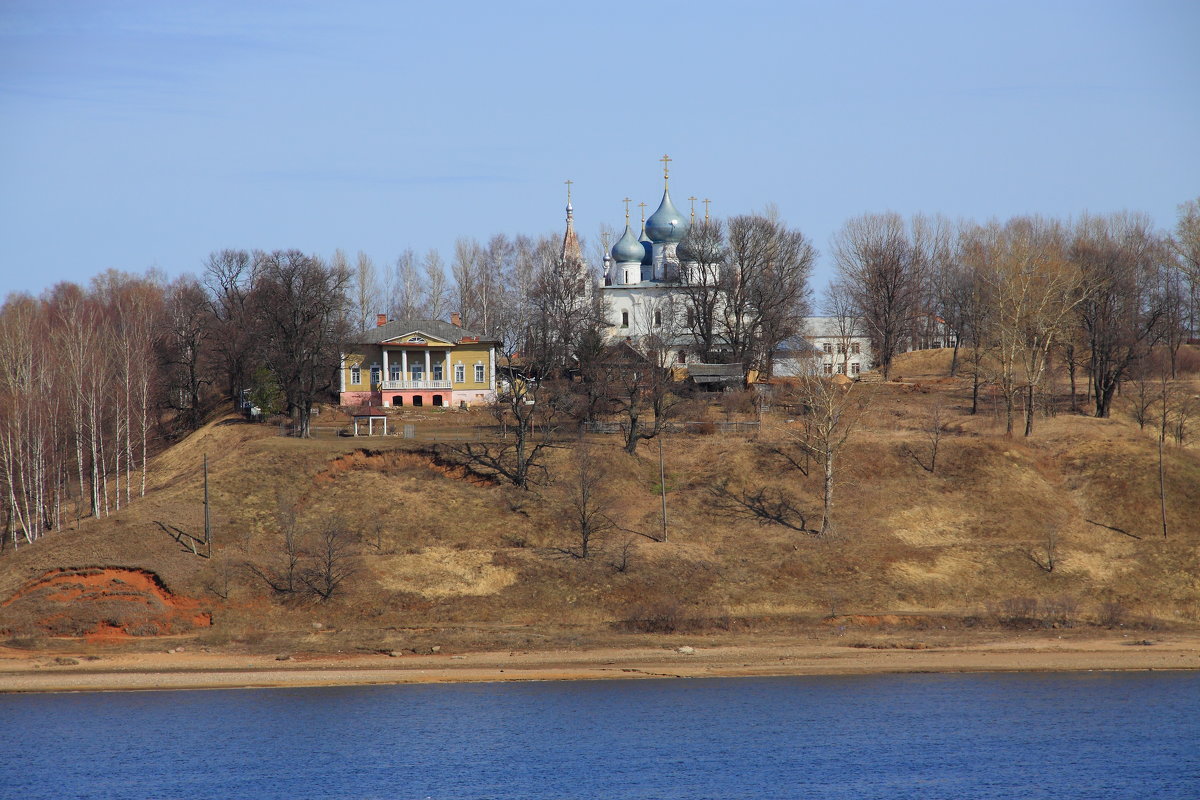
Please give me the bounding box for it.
[658,436,668,542]
[203,453,211,557]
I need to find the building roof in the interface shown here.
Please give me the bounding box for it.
[686,363,744,384]
[346,318,492,345]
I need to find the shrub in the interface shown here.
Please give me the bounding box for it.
[1097,600,1128,628]
[616,600,681,634]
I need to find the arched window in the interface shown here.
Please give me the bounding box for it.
[621,310,629,328]
[654,310,662,327]
[350,365,361,385]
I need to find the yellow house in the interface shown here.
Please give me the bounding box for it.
[339,315,497,408]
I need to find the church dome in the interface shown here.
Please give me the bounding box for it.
[639,223,653,265]
[611,224,644,263]
[646,188,690,244]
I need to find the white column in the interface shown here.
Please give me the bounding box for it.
[338,352,346,393]
[401,350,408,380]
[425,350,431,384]
[444,350,451,385]
[489,346,496,392]
[382,348,389,382]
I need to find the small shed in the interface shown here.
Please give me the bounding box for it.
[685,363,745,391]
[349,407,388,436]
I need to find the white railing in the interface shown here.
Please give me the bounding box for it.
[380,379,452,390]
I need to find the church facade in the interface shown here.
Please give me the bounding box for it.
[597,157,707,365]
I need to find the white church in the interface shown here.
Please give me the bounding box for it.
[564,157,877,378]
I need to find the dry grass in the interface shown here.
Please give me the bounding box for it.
[3,348,1199,650]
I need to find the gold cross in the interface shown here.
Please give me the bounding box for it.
[660,154,672,184]
[688,196,697,224]
[703,198,712,222]
[638,201,647,223]
[564,179,572,204]
[623,196,631,223]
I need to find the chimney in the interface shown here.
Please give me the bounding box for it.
[450,311,462,327]
[376,314,388,327]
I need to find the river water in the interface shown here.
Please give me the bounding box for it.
[1,672,1197,799]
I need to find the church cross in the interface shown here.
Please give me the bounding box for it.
[564,179,573,204]
[623,196,631,223]
[638,201,647,223]
[688,196,697,224]
[660,154,672,185]
[702,198,712,222]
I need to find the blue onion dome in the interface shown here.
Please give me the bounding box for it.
[612,224,644,263]
[646,188,690,244]
[639,223,653,265]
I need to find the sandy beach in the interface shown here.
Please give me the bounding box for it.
[2,632,1198,694]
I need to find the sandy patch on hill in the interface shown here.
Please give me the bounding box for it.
[376,548,516,598]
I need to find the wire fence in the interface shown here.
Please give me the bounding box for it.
[279,418,761,441]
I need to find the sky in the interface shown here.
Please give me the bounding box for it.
[1,0,1198,298]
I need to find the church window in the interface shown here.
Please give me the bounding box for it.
[686,308,694,328]
[654,310,662,327]
[851,342,861,355]
[350,366,361,385]
[455,364,465,383]
[621,310,629,328]
[677,350,686,365]
[475,364,486,383]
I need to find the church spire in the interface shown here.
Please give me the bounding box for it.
[560,179,583,267]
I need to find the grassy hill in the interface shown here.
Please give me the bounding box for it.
[2,350,1198,655]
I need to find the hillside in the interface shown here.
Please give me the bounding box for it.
[2,350,1199,658]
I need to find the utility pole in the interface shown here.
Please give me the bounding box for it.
[203,453,211,557]
[658,436,668,542]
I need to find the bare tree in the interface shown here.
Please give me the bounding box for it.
[1173,198,1200,338]
[1072,213,1168,418]
[443,345,559,489]
[721,213,815,376]
[423,249,450,320]
[253,250,351,438]
[352,251,381,333]
[556,442,616,559]
[833,212,927,380]
[301,525,357,600]
[779,369,871,536]
[203,249,256,404]
[391,248,423,320]
[676,218,727,361]
[162,276,212,432]
[978,217,1085,435]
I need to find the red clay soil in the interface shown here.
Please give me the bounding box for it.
[0,567,212,639]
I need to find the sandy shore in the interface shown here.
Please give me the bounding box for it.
[2,632,1198,693]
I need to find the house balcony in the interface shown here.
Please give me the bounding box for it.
[380,379,452,391]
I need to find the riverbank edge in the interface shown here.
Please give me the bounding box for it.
[4,634,1199,693]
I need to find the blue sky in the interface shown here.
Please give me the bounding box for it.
[1,0,1197,296]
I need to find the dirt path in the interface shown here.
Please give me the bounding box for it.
[2,633,1198,693]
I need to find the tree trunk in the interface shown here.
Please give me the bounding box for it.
[820,447,834,536]
[1024,384,1035,437]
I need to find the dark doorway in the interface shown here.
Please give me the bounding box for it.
[432,395,443,407]
[412,395,423,407]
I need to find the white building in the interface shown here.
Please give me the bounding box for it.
[599,160,700,361]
